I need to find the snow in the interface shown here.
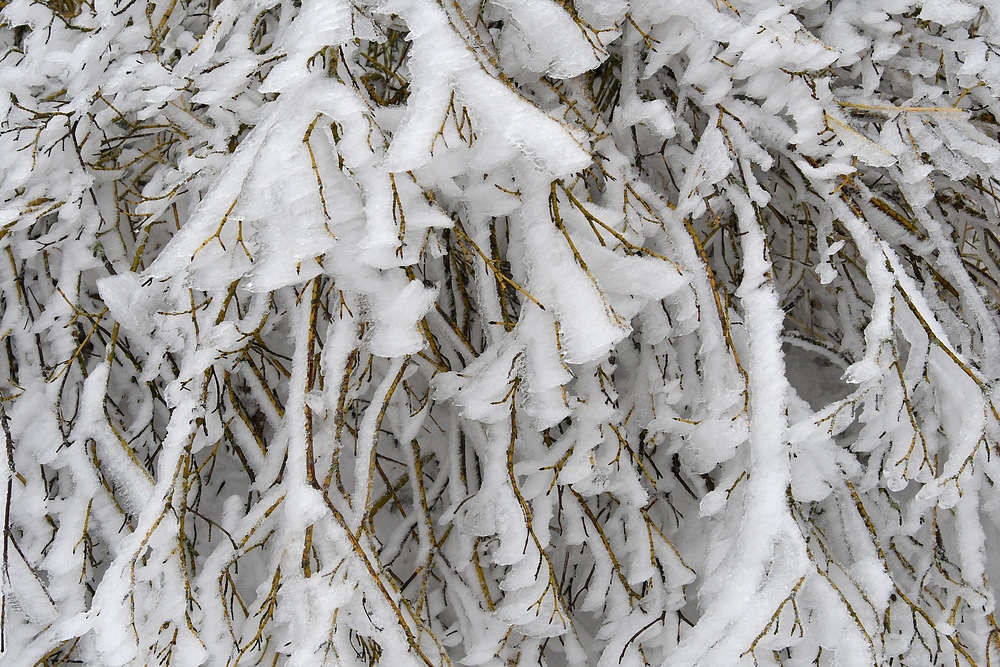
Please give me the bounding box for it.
[5,0,1000,665]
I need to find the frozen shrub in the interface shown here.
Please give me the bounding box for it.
[3,0,1000,665]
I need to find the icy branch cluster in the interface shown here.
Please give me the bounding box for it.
[3,0,1000,665]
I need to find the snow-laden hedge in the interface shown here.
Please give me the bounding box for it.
[3,0,1000,665]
